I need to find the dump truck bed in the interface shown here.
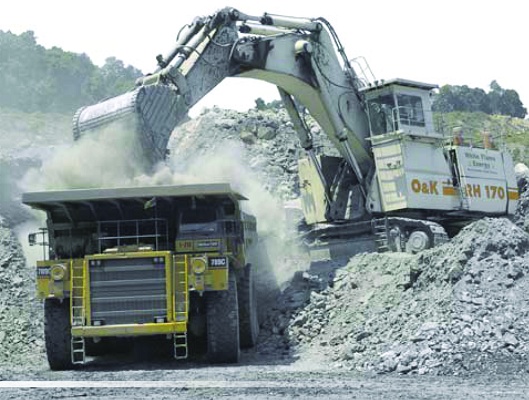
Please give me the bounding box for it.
[22,183,248,228]
[23,183,246,208]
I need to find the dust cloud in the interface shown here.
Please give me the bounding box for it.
[20,126,308,289]
[20,120,147,191]
[138,140,309,288]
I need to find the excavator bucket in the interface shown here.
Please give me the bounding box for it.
[71,9,240,167]
[72,84,187,165]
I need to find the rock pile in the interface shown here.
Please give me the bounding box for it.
[0,216,43,367]
[260,217,529,375]
[168,106,337,200]
[514,162,529,231]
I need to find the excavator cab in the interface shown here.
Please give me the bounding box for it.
[363,78,437,137]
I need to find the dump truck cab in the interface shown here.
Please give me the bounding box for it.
[23,183,258,370]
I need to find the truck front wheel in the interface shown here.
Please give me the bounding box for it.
[206,271,240,363]
[44,299,73,370]
[238,263,259,348]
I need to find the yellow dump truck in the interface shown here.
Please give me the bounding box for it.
[23,183,258,370]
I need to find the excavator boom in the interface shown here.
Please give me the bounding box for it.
[73,7,372,180]
[71,6,519,254]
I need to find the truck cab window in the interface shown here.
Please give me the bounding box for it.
[179,207,218,235]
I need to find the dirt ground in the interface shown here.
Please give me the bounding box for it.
[1,351,529,400]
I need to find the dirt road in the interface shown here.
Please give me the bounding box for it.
[1,351,528,400]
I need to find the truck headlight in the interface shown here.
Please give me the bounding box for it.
[191,258,206,274]
[50,264,67,281]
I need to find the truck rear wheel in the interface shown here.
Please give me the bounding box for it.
[238,264,259,348]
[206,271,240,363]
[44,299,73,370]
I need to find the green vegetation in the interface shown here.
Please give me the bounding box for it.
[0,30,142,114]
[254,97,283,111]
[432,81,527,119]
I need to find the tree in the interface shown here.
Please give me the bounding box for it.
[432,81,526,118]
[254,97,267,111]
[0,30,142,114]
[254,97,283,111]
[89,57,142,101]
[502,89,527,118]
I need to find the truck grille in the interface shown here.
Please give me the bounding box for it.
[89,258,167,325]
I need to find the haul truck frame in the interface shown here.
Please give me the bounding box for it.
[23,183,258,370]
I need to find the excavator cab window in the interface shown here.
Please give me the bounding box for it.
[395,94,425,128]
[368,94,396,135]
[364,79,436,136]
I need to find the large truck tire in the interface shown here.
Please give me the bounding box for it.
[44,299,74,370]
[206,271,240,363]
[238,263,259,348]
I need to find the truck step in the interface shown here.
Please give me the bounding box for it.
[173,333,188,360]
[71,337,86,365]
[173,256,189,324]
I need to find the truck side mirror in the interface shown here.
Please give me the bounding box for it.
[28,233,37,246]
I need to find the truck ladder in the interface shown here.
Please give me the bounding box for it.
[372,218,390,252]
[173,255,189,359]
[70,260,86,364]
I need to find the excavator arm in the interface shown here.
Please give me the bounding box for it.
[73,7,373,195]
[73,8,240,165]
[63,6,521,254]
